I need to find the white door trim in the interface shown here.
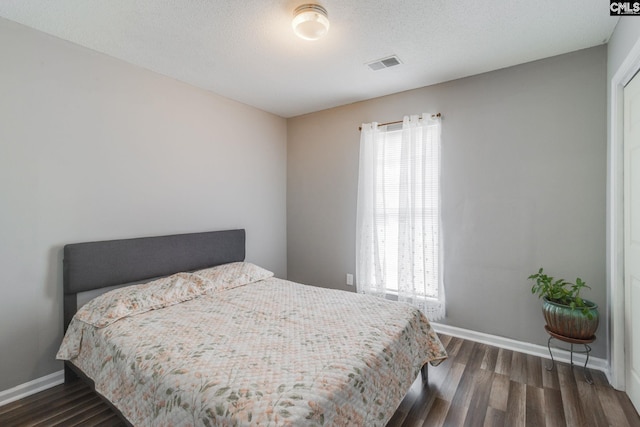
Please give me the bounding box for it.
[609,36,640,390]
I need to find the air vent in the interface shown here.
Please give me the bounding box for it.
[366,55,402,71]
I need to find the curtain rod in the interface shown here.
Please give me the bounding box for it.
[358,113,441,131]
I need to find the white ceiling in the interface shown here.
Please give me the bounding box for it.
[0,1,619,118]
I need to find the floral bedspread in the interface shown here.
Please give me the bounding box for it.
[58,263,447,426]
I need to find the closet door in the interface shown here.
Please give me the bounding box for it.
[624,69,640,413]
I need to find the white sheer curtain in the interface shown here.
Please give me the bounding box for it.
[355,114,445,321]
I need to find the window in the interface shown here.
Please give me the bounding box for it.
[355,114,444,320]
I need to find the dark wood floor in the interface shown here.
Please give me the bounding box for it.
[1,334,638,426]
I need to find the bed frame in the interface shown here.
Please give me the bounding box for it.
[62,228,246,383]
[61,228,429,423]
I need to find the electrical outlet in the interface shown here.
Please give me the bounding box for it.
[346,273,354,286]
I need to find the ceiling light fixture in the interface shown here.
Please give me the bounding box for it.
[292,4,329,41]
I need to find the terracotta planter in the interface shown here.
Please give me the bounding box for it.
[542,296,599,340]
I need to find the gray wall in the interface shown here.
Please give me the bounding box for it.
[0,18,287,391]
[287,46,608,357]
[608,18,640,78]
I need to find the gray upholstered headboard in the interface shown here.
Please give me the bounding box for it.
[63,229,245,330]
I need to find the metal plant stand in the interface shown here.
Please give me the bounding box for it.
[544,325,595,385]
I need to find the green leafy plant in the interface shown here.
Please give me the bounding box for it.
[528,268,594,318]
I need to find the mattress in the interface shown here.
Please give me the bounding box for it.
[57,262,447,426]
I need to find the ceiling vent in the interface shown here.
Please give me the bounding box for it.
[366,55,402,71]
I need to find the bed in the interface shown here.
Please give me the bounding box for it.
[57,229,447,426]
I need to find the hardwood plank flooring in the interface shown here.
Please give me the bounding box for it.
[0,335,638,427]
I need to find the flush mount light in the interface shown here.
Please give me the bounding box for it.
[292,4,329,41]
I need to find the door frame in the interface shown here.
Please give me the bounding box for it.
[609,36,640,390]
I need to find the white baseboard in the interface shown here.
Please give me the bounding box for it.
[0,370,64,407]
[431,323,609,375]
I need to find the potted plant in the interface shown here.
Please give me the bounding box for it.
[528,268,599,340]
